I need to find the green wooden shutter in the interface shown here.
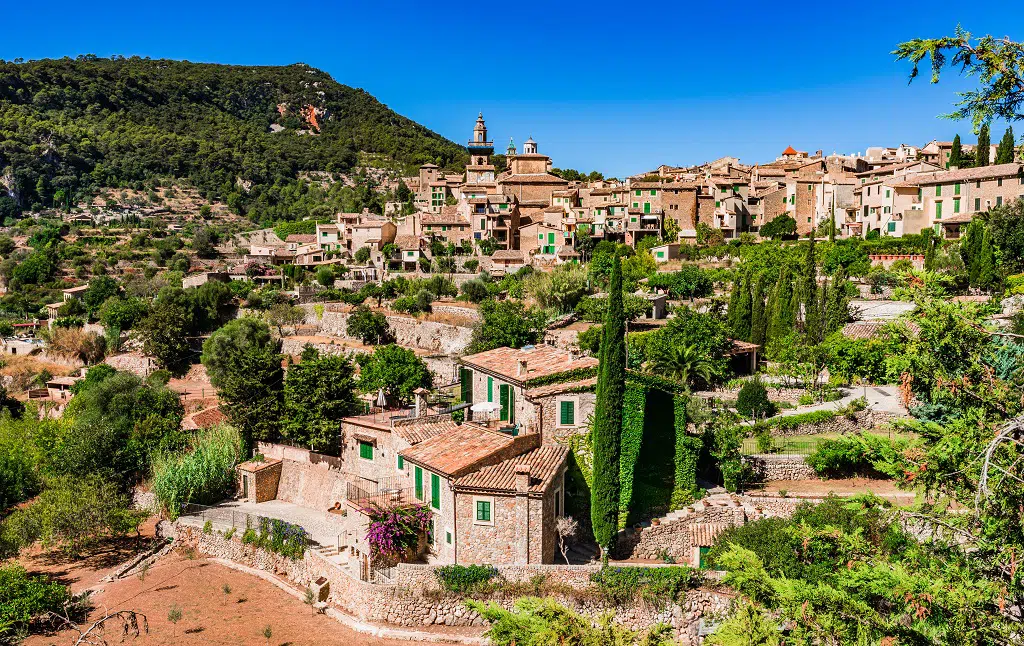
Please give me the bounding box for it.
[430,473,441,510]
[397,455,404,470]
[547,232,555,244]
[487,377,493,402]
[359,441,373,460]
[415,466,423,499]
[643,202,651,214]
[499,384,510,421]
[560,401,575,425]
[953,198,960,213]
[476,500,490,521]
[459,368,473,403]
[935,202,942,219]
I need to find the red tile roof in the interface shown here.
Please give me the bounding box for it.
[460,345,598,384]
[453,445,568,495]
[285,234,317,243]
[392,417,461,445]
[782,146,799,155]
[398,424,539,478]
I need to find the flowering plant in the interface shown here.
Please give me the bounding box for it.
[363,503,431,564]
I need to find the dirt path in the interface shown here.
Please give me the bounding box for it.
[24,551,455,646]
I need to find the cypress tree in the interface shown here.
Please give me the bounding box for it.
[961,219,985,287]
[824,268,850,335]
[733,270,753,341]
[976,124,991,167]
[591,254,625,559]
[996,126,1016,164]
[750,273,768,346]
[727,275,742,332]
[923,228,936,271]
[949,134,963,168]
[769,267,795,342]
[977,228,998,292]
[801,235,821,342]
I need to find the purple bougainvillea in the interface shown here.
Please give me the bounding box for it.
[363,504,431,563]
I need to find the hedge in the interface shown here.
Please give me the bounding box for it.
[435,564,501,593]
[672,395,702,507]
[590,566,702,605]
[746,409,839,434]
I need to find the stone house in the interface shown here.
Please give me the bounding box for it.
[396,424,568,565]
[347,219,398,255]
[236,458,283,503]
[421,207,472,245]
[456,345,598,442]
[520,221,563,257]
[907,163,1024,238]
[488,249,526,274]
[315,223,342,251]
[391,234,423,270]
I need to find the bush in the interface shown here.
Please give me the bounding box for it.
[736,378,776,420]
[435,564,501,594]
[460,279,489,303]
[590,566,701,605]
[346,305,393,345]
[805,433,908,478]
[151,425,242,519]
[0,564,73,642]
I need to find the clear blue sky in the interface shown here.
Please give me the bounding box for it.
[2,1,1022,177]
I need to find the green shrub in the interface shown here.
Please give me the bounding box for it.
[224,527,236,540]
[805,433,909,478]
[0,564,73,642]
[151,424,242,519]
[241,528,257,544]
[755,428,774,454]
[590,566,701,605]
[736,378,776,420]
[203,520,213,534]
[434,564,501,594]
[798,393,814,406]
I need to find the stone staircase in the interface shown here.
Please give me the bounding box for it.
[639,493,764,530]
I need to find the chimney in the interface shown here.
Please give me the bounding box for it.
[517,359,528,377]
[413,387,430,417]
[515,465,531,493]
[567,349,578,364]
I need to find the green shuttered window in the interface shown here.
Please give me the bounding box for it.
[476,500,491,522]
[358,441,373,460]
[559,400,575,425]
[430,473,441,510]
[415,466,423,499]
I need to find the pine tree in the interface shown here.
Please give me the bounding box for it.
[733,271,753,341]
[996,126,1016,164]
[750,273,768,346]
[824,268,850,334]
[768,267,795,343]
[591,254,625,559]
[949,134,963,168]
[801,235,821,342]
[976,124,991,167]
[976,228,998,292]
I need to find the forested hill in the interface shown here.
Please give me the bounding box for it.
[0,56,467,220]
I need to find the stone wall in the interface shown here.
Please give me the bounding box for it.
[104,351,155,377]
[175,523,732,644]
[299,304,474,354]
[745,455,817,482]
[764,409,899,437]
[256,442,349,512]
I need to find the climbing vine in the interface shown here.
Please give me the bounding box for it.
[618,384,647,528]
[671,395,702,507]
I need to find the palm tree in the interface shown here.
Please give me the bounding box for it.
[648,344,714,388]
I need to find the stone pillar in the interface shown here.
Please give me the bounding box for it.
[514,465,531,564]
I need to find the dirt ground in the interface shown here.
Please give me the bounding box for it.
[18,519,455,646]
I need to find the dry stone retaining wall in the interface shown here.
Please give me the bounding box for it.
[175,523,732,644]
[299,304,474,354]
[745,455,818,481]
[766,409,899,437]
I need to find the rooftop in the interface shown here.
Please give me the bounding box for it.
[453,445,568,496]
[460,345,598,383]
[285,234,317,243]
[398,424,538,478]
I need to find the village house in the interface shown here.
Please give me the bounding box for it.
[420,207,472,246]
[456,344,598,443]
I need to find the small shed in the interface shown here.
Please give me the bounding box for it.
[236,458,282,503]
[650,243,680,263]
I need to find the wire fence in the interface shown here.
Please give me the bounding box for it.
[740,435,832,457]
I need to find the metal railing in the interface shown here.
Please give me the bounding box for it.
[741,435,831,457]
[345,481,415,511]
[370,565,395,584]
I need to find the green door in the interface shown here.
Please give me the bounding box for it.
[547,232,555,245]
[499,384,515,423]
[643,202,651,214]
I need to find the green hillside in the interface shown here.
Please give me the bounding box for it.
[0,56,467,222]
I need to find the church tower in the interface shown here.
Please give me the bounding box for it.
[506,137,516,157]
[523,136,537,155]
[468,113,494,166]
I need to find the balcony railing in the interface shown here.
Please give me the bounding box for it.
[345,481,416,512]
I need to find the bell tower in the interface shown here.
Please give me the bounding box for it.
[468,113,494,166]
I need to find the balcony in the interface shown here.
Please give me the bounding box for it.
[345,479,416,513]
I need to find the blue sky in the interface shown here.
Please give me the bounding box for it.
[2,1,1022,177]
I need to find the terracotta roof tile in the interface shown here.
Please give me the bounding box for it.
[526,377,597,399]
[453,445,568,495]
[690,522,729,546]
[285,234,316,243]
[460,345,598,383]
[398,424,536,478]
[393,235,421,250]
[491,250,524,261]
[391,417,461,445]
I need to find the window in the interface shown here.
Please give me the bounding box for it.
[935,201,942,219]
[473,496,493,525]
[954,183,961,195]
[415,466,423,499]
[476,500,490,522]
[807,184,812,192]
[632,202,639,209]
[918,188,923,200]
[997,196,1003,207]
[358,441,373,460]
[430,473,441,510]
[887,222,896,233]
[559,400,575,426]
[635,189,641,196]
[953,198,960,213]
[480,219,485,229]
[656,251,664,258]
[976,181,981,188]
[487,377,493,402]
[936,185,942,196]
[885,189,891,198]
[459,367,473,404]
[715,201,720,208]
[397,455,405,470]
[446,531,452,545]
[547,232,555,244]
[649,189,656,196]
[998,178,1003,187]
[643,202,651,214]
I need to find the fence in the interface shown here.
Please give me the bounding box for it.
[740,435,832,457]
[180,504,307,548]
